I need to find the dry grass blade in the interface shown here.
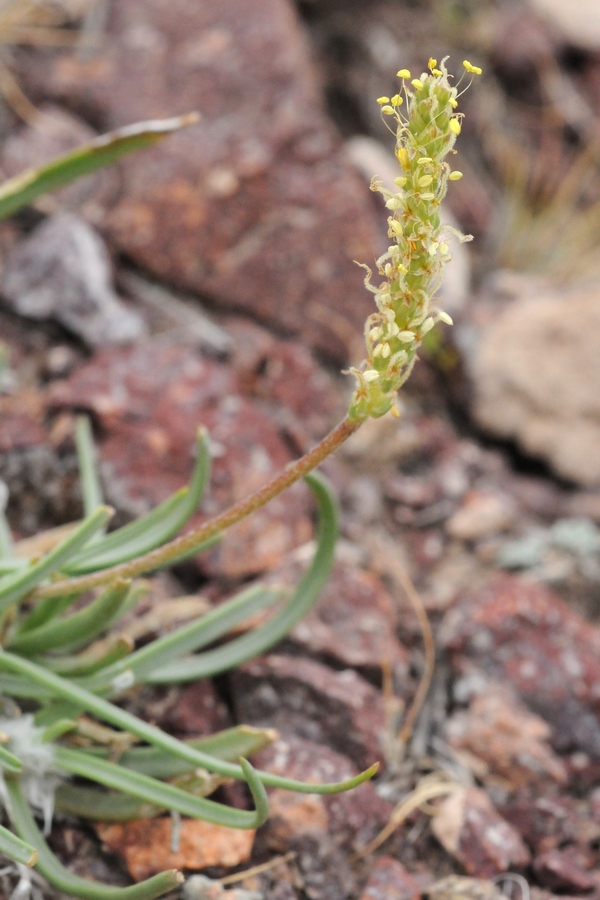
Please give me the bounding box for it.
[219,851,297,886]
[355,774,458,858]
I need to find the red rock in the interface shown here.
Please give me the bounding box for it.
[501,795,600,854]
[18,0,382,362]
[253,736,391,852]
[49,339,311,578]
[446,682,568,792]
[533,847,595,894]
[231,655,385,769]
[442,574,600,760]
[431,787,531,877]
[359,857,421,900]
[151,680,231,738]
[271,558,409,680]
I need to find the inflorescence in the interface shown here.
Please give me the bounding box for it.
[348,58,482,421]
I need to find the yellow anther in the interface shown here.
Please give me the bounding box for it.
[398,330,416,343]
[448,170,463,181]
[385,198,401,210]
[390,405,401,419]
[391,94,403,106]
[418,174,433,188]
[449,118,461,135]
[420,317,435,335]
[428,58,437,70]
[381,105,395,115]
[380,343,391,359]
[432,68,443,77]
[397,69,411,78]
[388,220,403,237]
[394,176,407,187]
[463,60,482,75]
[369,327,382,341]
[411,78,424,90]
[438,310,453,325]
[376,96,390,105]
[439,242,449,256]
[396,147,410,168]
[417,157,433,166]
[449,98,458,108]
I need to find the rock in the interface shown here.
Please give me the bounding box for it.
[1,213,145,348]
[428,875,506,900]
[358,857,421,900]
[431,787,531,877]
[96,818,254,882]
[446,682,568,792]
[445,491,516,541]
[18,0,383,362]
[231,655,385,769]
[533,847,596,893]
[184,875,262,900]
[442,574,600,760]
[501,795,600,854]
[468,284,600,486]
[253,736,392,853]
[49,339,311,578]
[275,558,409,679]
[150,679,231,738]
[528,0,600,50]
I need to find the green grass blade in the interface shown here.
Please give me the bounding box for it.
[0,559,29,574]
[147,471,337,682]
[5,777,182,900]
[0,506,112,614]
[120,726,276,778]
[0,743,22,773]
[0,821,37,867]
[0,491,14,559]
[7,580,131,655]
[81,584,280,693]
[0,114,199,222]
[86,725,276,780]
[0,650,378,795]
[55,784,161,821]
[64,429,211,574]
[75,416,104,519]
[54,746,268,829]
[36,636,133,677]
[16,594,76,635]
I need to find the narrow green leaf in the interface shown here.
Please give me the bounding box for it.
[0,559,29,574]
[7,580,131,655]
[0,506,112,614]
[0,743,22,773]
[0,821,37,867]
[0,645,379,795]
[86,725,276,780]
[0,481,13,559]
[147,471,337,682]
[64,428,211,575]
[81,583,280,693]
[5,777,182,900]
[16,593,76,634]
[75,416,104,519]
[54,746,268,829]
[55,784,162,822]
[0,113,199,222]
[36,636,133,677]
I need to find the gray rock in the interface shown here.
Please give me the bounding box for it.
[1,213,145,348]
[468,282,600,485]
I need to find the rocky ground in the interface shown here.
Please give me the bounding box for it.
[2,0,600,898]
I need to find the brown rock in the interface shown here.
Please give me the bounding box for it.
[501,795,600,853]
[49,339,311,578]
[253,736,391,852]
[533,847,595,893]
[277,559,409,679]
[19,0,382,361]
[442,574,600,760]
[152,680,231,738]
[468,284,600,485]
[431,787,531,877]
[359,857,421,900]
[446,682,568,792]
[231,656,385,769]
[97,818,254,881]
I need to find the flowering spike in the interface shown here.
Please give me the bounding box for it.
[348,57,478,421]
